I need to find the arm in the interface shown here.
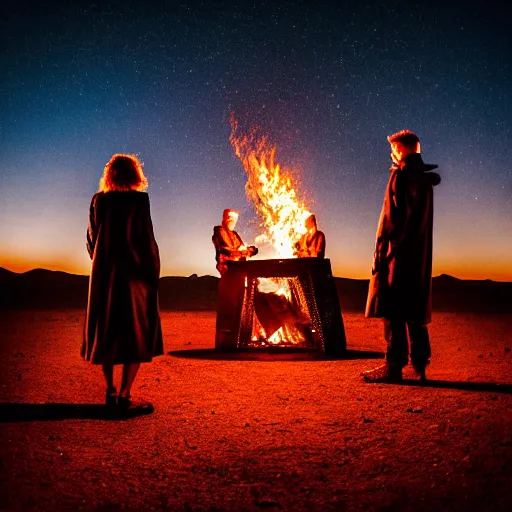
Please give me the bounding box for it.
[234,231,258,259]
[294,235,308,258]
[137,194,160,281]
[371,172,406,274]
[293,240,300,257]
[386,171,416,259]
[86,194,99,259]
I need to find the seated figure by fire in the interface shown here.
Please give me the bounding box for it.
[294,214,326,259]
[212,209,258,276]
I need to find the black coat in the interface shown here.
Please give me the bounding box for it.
[82,191,163,364]
[366,153,441,324]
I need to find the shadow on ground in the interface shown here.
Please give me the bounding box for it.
[375,379,512,394]
[168,348,385,361]
[0,403,154,422]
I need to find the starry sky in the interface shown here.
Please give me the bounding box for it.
[1,0,511,280]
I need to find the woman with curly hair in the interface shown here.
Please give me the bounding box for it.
[82,154,163,413]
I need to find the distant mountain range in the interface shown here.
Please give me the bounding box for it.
[0,267,511,313]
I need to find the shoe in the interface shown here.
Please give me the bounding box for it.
[412,361,429,382]
[117,396,154,417]
[105,388,117,407]
[362,364,403,383]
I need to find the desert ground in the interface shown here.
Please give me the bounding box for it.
[1,310,511,511]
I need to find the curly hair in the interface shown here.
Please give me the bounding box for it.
[387,130,420,149]
[98,154,148,193]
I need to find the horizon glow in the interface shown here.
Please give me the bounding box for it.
[1,2,511,282]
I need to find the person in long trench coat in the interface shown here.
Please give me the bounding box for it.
[82,154,163,411]
[363,130,441,383]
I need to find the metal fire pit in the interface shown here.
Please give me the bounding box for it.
[215,258,346,355]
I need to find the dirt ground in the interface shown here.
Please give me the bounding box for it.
[1,311,511,511]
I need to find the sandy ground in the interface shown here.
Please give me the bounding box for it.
[0,311,511,511]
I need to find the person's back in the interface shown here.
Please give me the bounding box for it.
[83,154,163,414]
[88,191,159,282]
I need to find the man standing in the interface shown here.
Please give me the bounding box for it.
[364,130,441,383]
[294,214,326,258]
[212,209,258,275]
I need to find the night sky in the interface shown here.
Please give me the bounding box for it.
[1,0,511,280]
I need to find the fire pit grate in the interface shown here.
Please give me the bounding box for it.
[215,258,346,355]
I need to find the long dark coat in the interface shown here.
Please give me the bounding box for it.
[365,153,441,324]
[82,191,163,364]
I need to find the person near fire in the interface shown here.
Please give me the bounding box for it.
[363,130,441,383]
[294,214,326,258]
[82,154,163,414]
[212,209,258,276]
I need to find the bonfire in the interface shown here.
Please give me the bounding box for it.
[229,113,311,259]
[215,115,346,354]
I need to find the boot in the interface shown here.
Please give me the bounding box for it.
[105,387,117,407]
[117,395,154,417]
[412,360,429,382]
[362,364,403,383]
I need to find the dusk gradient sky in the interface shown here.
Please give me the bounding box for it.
[1,0,511,280]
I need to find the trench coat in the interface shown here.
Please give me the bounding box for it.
[365,153,441,324]
[82,191,163,364]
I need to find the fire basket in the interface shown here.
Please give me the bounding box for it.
[215,258,346,355]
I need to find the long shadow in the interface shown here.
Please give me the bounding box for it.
[168,348,384,362]
[380,379,512,394]
[0,403,154,423]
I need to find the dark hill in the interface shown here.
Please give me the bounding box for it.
[0,268,510,313]
[159,275,218,310]
[0,269,89,309]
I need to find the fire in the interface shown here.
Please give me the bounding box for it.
[229,113,310,258]
[229,114,315,346]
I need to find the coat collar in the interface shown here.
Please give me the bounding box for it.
[403,152,438,172]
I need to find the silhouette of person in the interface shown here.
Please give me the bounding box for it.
[294,214,326,258]
[364,130,441,383]
[82,154,163,412]
[212,209,258,276]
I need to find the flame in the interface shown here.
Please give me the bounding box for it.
[268,324,300,345]
[229,113,310,258]
[249,276,311,346]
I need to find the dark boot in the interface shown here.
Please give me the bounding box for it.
[362,364,403,383]
[117,396,154,417]
[105,387,117,407]
[412,360,429,382]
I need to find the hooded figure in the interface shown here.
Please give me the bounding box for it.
[294,214,326,258]
[364,130,441,383]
